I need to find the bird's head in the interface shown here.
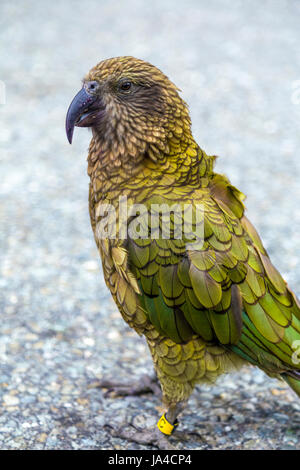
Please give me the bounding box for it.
[66,56,191,162]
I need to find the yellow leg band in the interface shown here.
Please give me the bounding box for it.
[157,413,179,436]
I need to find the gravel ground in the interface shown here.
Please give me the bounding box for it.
[0,0,300,450]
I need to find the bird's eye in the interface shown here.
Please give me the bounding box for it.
[119,81,132,91]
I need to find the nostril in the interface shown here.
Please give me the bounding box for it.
[86,81,99,92]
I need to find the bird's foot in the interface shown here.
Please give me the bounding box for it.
[89,372,161,398]
[106,420,204,450]
[107,423,177,450]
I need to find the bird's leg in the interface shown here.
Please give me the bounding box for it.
[164,401,186,429]
[106,400,187,450]
[89,370,161,398]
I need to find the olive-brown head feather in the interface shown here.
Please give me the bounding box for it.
[67,56,192,165]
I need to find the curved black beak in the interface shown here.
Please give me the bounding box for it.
[65,86,99,144]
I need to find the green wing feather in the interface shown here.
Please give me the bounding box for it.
[127,174,300,382]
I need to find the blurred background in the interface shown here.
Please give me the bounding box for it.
[0,0,299,450]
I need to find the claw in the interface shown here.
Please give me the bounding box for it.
[90,373,161,398]
[108,423,177,450]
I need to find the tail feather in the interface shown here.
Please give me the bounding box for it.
[282,373,300,397]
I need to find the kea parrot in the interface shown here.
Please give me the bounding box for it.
[66,56,300,447]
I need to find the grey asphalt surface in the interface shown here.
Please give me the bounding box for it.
[0,0,300,450]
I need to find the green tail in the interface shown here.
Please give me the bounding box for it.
[283,374,300,398]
